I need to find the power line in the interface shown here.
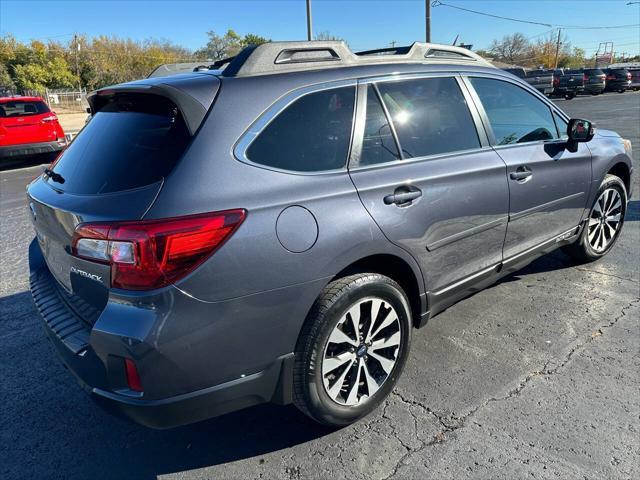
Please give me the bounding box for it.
[431,1,640,30]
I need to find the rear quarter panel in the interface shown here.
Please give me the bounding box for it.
[145,74,425,303]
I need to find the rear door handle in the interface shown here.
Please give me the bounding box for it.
[384,186,422,206]
[510,167,533,182]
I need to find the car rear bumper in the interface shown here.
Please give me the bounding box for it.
[0,140,64,159]
[604,82,630,91]
[584,83,605,93]
[28,238,314,428]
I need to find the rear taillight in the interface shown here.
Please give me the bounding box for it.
[41,115,58,123]
[627,73,632,80]
[583,74,588,82]
[71,210,246,290]
[553,76,560,87]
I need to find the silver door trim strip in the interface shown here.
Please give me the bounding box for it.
[432,263,499,296]
[509,191,585,222]
[431,225,579,296]
[426,217,508,251]
[502,226,579,265]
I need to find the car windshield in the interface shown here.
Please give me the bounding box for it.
[0,100,50,117]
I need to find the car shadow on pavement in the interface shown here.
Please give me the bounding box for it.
[626,199,639,221]
[0,152,57,172]
[1,290,333,479]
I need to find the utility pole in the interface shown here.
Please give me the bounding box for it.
[390,40,397,48]
[74,33,81,91]
[306,0,313,41]
[425,0,431,43]
[553,28,561,69]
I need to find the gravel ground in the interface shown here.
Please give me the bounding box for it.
[1,92,638,480]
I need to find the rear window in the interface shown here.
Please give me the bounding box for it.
[0,100,49,117]
[48,94,190,194]
[584,69,604,75]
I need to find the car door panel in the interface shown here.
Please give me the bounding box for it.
[464,75,591,259]
[494,141,591,258]
[348,76,509,293]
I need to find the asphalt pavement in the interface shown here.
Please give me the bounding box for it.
[1,91,639,480]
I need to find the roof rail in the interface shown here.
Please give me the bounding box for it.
[221,41,493,77]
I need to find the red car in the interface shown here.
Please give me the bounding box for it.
[0,96,67,160]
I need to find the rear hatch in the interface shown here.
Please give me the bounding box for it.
[584,69,605,85]
[0,99,56,146]
[27,73,220,324]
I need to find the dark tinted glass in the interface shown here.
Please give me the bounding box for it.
[247,86,355,172]
[0,100,49,117]
[360,86,400,166]
[469,77,559,145]
[584,69,604,75]
[504,68,526,78]
[49,94,190,194]
[376,77,480,159]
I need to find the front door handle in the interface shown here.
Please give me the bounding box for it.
[384,186,422,206]
[510,167,533,182]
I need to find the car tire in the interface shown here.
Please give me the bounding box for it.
[563,174,627,263]
[293,273,412,426]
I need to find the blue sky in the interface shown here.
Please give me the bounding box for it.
[1,0,639,56]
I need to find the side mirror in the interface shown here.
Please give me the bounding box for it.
[567,118,595,142]
[86,107,91,114]
[566,118,595,152]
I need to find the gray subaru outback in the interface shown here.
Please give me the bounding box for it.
[27,41,633,428]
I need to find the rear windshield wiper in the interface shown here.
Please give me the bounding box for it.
[43,168,65,184]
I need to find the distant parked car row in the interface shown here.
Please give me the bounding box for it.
[502,66,638,99]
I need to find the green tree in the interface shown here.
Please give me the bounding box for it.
[12,63,49,91]
[195,29,242,60]
[241,33,270,47]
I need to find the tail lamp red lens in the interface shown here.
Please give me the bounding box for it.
[553,76,560,87]
[71,210,246,290]
[124,358,143,392]
[583,74,588,83]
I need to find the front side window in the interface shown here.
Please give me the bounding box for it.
[553,111,568,140]
[246,86,355,172]
[469,77,559,145]
[376,77,480,159]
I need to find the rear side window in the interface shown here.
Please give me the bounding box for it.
[469,77,559,145]
[0,100,49,117]
[360,86,400,166]
[48,94,190,194]
[376,77,480,159]
[246,86,355,172]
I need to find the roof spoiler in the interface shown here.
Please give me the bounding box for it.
[87,74,221,136]
[147,62,213,78]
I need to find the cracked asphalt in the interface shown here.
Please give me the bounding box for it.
[1,92,639,480]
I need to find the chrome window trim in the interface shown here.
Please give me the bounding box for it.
[233,78,358,175]
[349,145,497,172]
[349,71,489,171]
